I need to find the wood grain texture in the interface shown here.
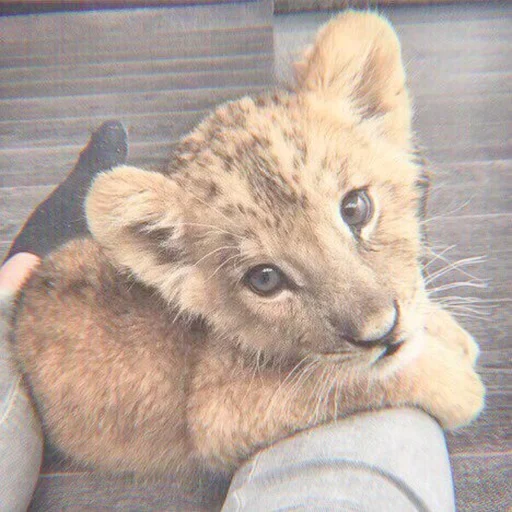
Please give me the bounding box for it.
[275,0,495,13]
[451,453,511,512]
[0,1,273,254]
[0,0,252,17]
[2,1,511,511]
[29,471,230,512]
[0,0,489,18]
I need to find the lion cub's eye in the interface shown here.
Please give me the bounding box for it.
[245,265,285,296]
[340,189,373,229]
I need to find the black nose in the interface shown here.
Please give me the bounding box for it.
[345,304,400,348]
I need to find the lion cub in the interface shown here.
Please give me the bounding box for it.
[13,11,484,476]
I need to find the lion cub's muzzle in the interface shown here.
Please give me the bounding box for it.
[328,301,403,355]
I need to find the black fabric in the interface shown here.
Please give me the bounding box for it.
[5,121,127,262]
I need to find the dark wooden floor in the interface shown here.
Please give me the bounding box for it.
[0,0,274,260]
[1,1,510,511]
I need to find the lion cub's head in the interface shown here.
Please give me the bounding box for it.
[87,12,428,369]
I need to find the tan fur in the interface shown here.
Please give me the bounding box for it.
[13,11,484,477]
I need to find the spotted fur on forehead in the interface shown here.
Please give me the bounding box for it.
[166,91,420,243]
[167,93,317,229]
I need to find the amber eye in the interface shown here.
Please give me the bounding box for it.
[340,189,373,229]
[245,265,285,296]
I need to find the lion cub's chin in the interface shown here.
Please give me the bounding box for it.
[313,328,426,380]
[372,330,427,379]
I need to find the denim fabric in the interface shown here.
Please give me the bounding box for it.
[222,408,455,512]
[0,290,43,512]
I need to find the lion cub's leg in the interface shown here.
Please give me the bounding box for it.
[13,239,194,475]
[396,333,485,430]
[386,303,485,430]
[424,303,480,365]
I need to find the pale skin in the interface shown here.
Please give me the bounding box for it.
[0,253,41,293]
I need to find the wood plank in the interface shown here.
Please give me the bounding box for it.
[0,241,10,261]
[1,30,272,69]
[396,17,512,44]
[2,0,244,18]
[275,1,504,15]
[0,53,272,83]
[0,186,55,242]
[386,2,512,23]
[447,406,511,461]
[5,18,510,63]
[0,38,271,69]
[1,24,272,54]
[410,72,512,97]
[0,111,209,150]
[444,301,511,456]
[274,14,512,82]
[451,453,512,512]
[0,68,271,99]
[29,471,230,512]
[417,121,509,156]
[0,85,266,122]
[408,53,512,75]
[2,104,508,153]
[1,112,510,189]
[1,2,271,42]
[0,0,274,268]
[0,139,183,188]
[426,214,510,300]
[415,94,511,129]
[426,160,512,217]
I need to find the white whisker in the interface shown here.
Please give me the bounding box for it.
[185,189,240,228]
[428,281,489,294]
[423,245,457,269]
[424,255,487,286]
[421,195,475,225]
[265,356,312,418]
[173,222,243,240]
[192,245,239,268]
[206,253,242,281]
[279,359,321,420]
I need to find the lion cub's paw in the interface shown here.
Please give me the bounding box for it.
[412,335,485,430]
[434,364,485,430]
[426,305,480,366]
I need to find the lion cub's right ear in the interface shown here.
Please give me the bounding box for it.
[295,11,411,149]
[86,165,186,289]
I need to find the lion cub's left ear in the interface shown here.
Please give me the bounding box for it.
[86,165,186,289]
[295,11,411,148]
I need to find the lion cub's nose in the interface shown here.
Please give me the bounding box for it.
[348,303,399,347]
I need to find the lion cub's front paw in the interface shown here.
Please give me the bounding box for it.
[426,306,480,366]
[408,334,485,430]
[433,363,485,430]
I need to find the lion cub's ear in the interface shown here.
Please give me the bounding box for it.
[86,165,185,288]
[295,11,411,148]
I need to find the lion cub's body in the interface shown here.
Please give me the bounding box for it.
[13,11,484,476]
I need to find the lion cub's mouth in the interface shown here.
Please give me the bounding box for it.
[379,340,405,359]
[318,339,405,362]
[320,339,405,365]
